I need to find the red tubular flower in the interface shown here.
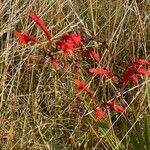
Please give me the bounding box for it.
[14,29,38,47]
[123,68,150,76]
[122,75,139,84]
[89,67,114,79]
[82,49,100,62]
[121,68,150,84]
[28,11,52,44]
[56,40,75,56]
[102,102,125,112]
[93,106,105,120]
[120,59,150,85]
[74,79,94,100]
[126,59,150,68]
[62,30,82,46]
[56,31,82,56]
[74,79,87,90]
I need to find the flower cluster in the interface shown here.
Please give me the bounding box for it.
[14,11,150,121]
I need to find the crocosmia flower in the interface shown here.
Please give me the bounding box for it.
[14,29,38,47]
[56,40,75,55]
[62,30,82,46]
[82,48,100,62]
[93,106,105,120]
[28,11,52,44]
[102,102,125,112]
[56,31,82,56]
[89,67,114,79]
[74,79,94,101]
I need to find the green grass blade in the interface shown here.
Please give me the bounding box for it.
[144,116,150,150]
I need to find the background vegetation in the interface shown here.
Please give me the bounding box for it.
[0,0,150,149]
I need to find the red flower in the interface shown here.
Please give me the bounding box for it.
[82,49,100,62]
[93,106,105,120]
[102,102,125,112]
[56,31,82,56]
[74,79,87,90]
[28,11,52,44]
[89,67,114,79]
[56,40,75,56]
[121,68,150,84]
[122,75,139,84]
[123,68,150,76]
[126,59,150,68]
[62,30,82,46]
[120,59,150,85]
[14,29,38,47]
[74,79,94,100]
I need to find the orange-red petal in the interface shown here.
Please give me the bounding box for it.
[28,11,52,44]
[89,67,113,79]
[93,106,105,120]
[102,102,125,112]
[82,49,100,62]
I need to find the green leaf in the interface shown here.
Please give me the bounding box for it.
[130,132,140,150]
[95,119,109,129]
[144,116,150,150]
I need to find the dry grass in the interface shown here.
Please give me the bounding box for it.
[0,0,150,149]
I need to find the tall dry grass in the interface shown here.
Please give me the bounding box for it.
[0,0,150,149]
